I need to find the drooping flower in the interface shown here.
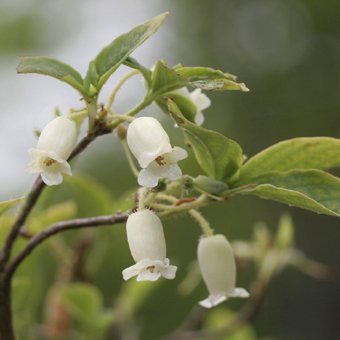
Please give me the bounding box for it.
[26,116,77,186]
[126,117,187,187]
[122,209,177,281]
[197,234,249,308]
[176,87,211,125]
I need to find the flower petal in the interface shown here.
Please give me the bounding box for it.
[161,264,177,279]
[138,143,172,168]
[167,147,188,162]
[138,168,160,188]
[41,171,63,186]
[199,294,227,309]
[194,111,205,126]
[122,258,177,282]
[230,288,250,298]
[122,264,141,281]
[190,88,211,111]
[161,163,182,181]
[137,269,161,282]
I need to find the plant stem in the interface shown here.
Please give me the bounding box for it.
[106,70,139,110]
[86,99,98,132]
[122,140,139,177]
[0,176,45,272]
[0,277,15,340]
[157,195,210,217]
[189,210,214,236]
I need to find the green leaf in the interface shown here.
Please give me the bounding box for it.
[0,197,25,216]
[235,169,340,217]
[59,283,103,326]
[84,61,99,96]
[94,13,168,90]
[235,137,340,186]
[168,99,243,181]
[175,66,249,92]
[17,56,85,95]
[151,60,187,96]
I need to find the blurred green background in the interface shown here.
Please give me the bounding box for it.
[1,0,340,339]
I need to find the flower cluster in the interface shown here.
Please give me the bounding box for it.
[25,94,248,309]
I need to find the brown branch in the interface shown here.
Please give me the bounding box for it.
[5,212,128,281]
[0,176,45,271]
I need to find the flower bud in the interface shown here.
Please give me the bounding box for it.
[197,234,249,308]
[26,116,77,186]
[122,209,177,281]
[127,117,187,187]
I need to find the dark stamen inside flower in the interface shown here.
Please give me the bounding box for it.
[44,157,57,167]
[155,156,166,166]
[147,265,156,273]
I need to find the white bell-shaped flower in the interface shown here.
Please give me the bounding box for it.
[197,234,249,308]
[26,116,77,186]
[176,87,211,125]
[127,117,187,187]
[122,209,177,281]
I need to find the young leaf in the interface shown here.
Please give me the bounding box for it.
[168,99,243,181]
[0,197,25,216]
[175,66,249,92]
[94,13,168,90]
[17,56,85,95]
[236,137,340,185]
[235,169,340,217]
[151,60,187,96]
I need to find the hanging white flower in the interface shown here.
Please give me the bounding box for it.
[127,117,187,187]
[26,116,77,186]
[122,209,177,281]
[176,87,211,125]
[197,234,249,308]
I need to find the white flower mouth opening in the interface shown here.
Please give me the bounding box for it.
[122,258,177,282]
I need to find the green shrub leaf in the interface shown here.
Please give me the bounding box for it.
[17,56,85,95]
[151,60,186,96]
[168,99,243,181]
[175,66,249,92]
[235,169,340,217]
[94,13,168,90]
[236,137,340,186]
